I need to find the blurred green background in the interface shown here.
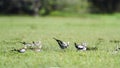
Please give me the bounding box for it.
[0,0,120,16]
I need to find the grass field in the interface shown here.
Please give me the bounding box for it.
[0,15,120,68]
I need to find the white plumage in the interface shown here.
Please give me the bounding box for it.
[19,48,26,53]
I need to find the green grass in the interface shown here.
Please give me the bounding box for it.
[0,15,120,68]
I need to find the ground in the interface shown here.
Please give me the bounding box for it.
[0,15,120,68]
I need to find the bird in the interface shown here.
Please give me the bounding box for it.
[74,42,87,51]
[115,45,120,51]
[53,38,69,49]
[20,41,33,48]
[112,45,120,54]
[11,47,27,53]
[19,48,26,53]
[32,41,42,49]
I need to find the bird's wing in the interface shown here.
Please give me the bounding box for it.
[57,40,64,46]
[63,42,68,46]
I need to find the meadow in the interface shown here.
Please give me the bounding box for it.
[0,15,120,68]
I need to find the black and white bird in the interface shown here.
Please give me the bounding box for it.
[74,42,87,51]
[32,41,42,52]
[53,38,69,49]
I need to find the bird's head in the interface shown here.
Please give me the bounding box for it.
[33,41,42,46]
[74,42,79,48]
[74,43,77,45]
[32,41,35,44]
